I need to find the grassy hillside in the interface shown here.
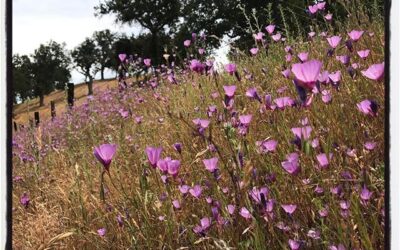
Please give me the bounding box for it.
[12,79,119,125]
[12,3,385,249]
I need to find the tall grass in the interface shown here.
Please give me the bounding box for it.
[12,2,384,249]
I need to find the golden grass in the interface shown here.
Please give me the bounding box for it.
[12,20,385,248]
[12,79,119,125]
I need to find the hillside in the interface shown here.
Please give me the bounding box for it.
[12,78,119,125]
[12,4,385,249]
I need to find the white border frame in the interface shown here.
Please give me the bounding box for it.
[0,0,397,248]
[0,0,8,247]
[390,0,399,248]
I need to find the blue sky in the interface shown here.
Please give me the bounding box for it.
[13,0,229,83]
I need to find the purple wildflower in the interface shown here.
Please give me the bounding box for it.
[145,146,163,168]
[203,157,219,173]
[281,153,300,175]
[281,204,297,215]
[94,144,117,172]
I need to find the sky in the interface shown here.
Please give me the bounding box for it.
[13,0,229,83]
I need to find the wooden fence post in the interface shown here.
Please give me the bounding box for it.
[34,112,40,127]
[13,121,17,132]
[67,83,74,108]
[50,101,56,120]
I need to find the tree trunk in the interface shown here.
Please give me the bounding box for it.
[88,76,93,96]
[39,95,44,107]
[101,66,105,80]
[151,31,159,66]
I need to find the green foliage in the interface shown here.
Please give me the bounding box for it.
[93,29,117,80]
[30,41,71,106]
[95,0,182,65]
[12,54,33,104]
[71,38,100,95]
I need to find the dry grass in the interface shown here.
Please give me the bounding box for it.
[12,10,385,249]
[12,79,119,125]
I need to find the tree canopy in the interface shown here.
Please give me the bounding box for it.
[30,41,71,106]
[93,29,116,80]
[12,54,34,104]
[71,38,100,95]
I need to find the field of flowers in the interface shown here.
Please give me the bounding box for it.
[12,2,385,249]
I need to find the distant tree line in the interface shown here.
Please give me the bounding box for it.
[13,0,383,105]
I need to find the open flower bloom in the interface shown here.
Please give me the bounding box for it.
[281,204,297,215]
[224,63,237,75]
[172,199,181,209]
[183,40,191,47]
[94,144,117,171]
[318,71,330,84]
[193,217,211,234]
[118,54,127,62]
[97,228,106,237]
[291,60,323,90]
[348,30,364,42]
[336,55,350,65]
[316,153,333,169]
[317,1,326,10]
[308,5,319,14]
[288,239,301,250]
[250,48,259,55]
[223,85,237,97]
[325,13,333,21]
[179,185,190,194]
[297,52,309,62]
[249,186,269,204]
[20,192,30,208]
[119,109,129,118]
[360,185,373,201]
[256,139,278,153]
[361,62,384,81]
[192,118,210,129]
[281,153,300,175]
[364,141,377,150]
[227,204,236,215]
[190,59,205,73]
[239,115,252,126]
[329,71,341,84]
[167,160,181,177]
[357,49,370,59]
[156,157,171,173]
[321,90,332,103]
[239,207,252,219]
[357,99,378,116]
[207,105,217,117]
[189,185,203,198]
[291,126,312,140]
[272,33,282,42]
[265,24,276,34]
[282,68,291,78]
[274,97,295,109]
[327,36,342,48]
[254,32,264,41]
[246,87,261,102]
[145,146,163,167]
[264,95,276,110]
[143,58,151,66]
[203,157,219,173]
